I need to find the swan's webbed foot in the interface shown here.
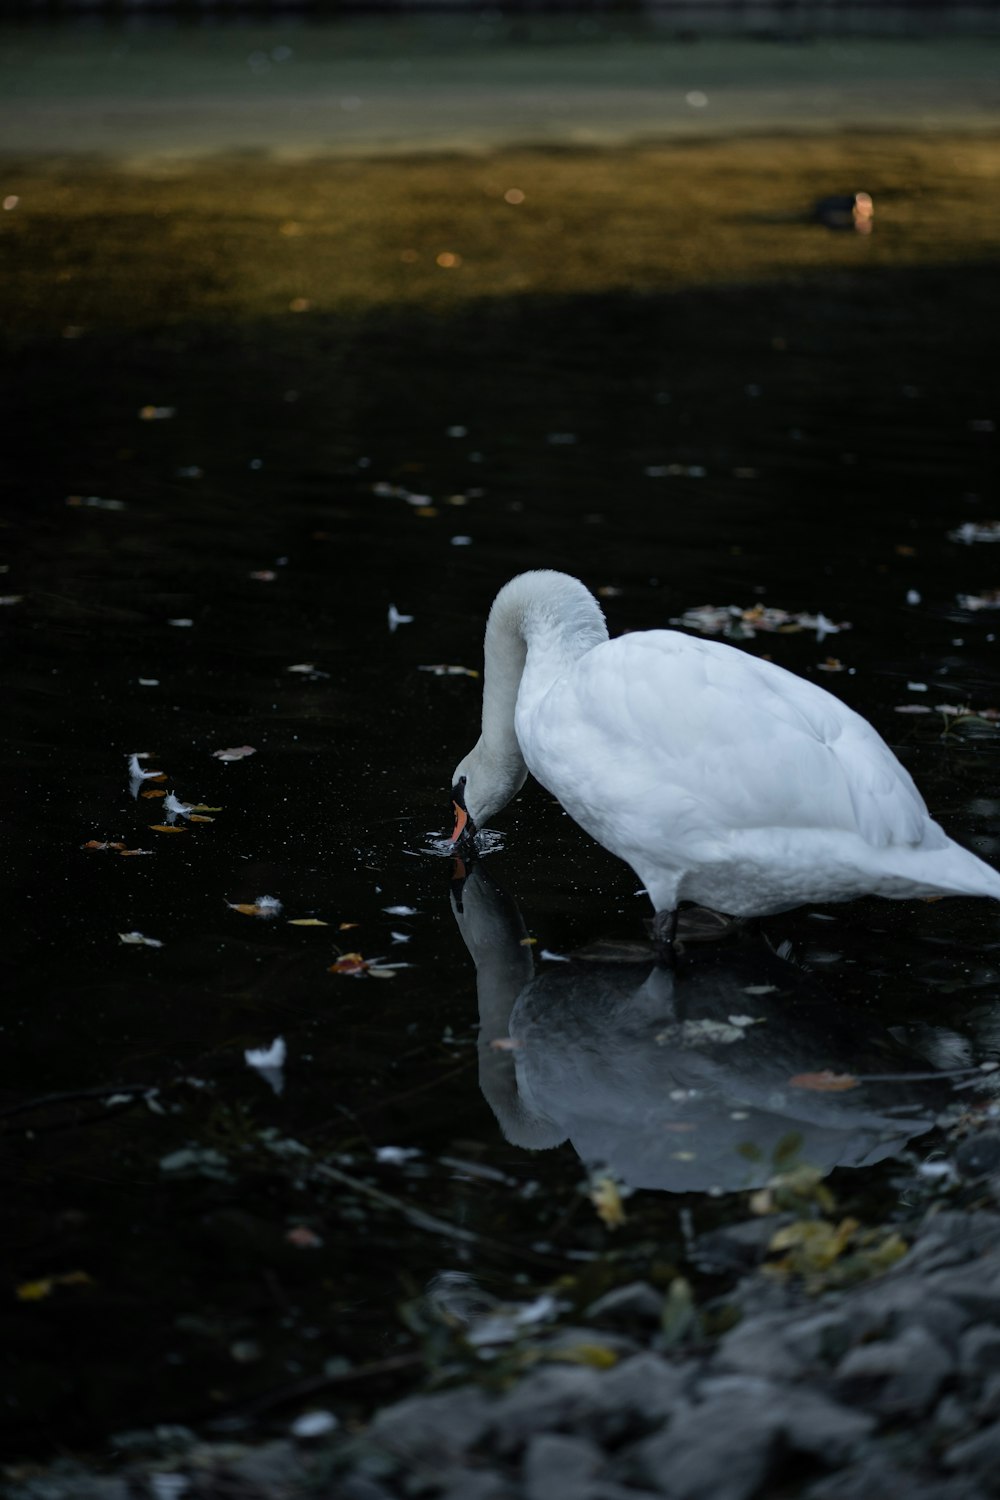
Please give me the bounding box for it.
[648,904,745,962]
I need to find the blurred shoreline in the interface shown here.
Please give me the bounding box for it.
[1,20,998,160]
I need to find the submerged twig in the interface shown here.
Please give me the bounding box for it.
[207,1352,425,1429]
[0,1082,155,1123]
[312,1161,555,1266]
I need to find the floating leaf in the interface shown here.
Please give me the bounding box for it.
[388,604,414,632]
[957,589,1000,611]
[16,1271,93,1302]
[127,752,163,781]
[790,1070,859,1092]
[118,848,153,857]
[286,1226,324,1249]
[82,839,126,851]
[338,921,359,930]
[188,814,215,823]
[245,1037,286,1070]
[329,952,371,976]
[213,745,256,761]
[674,603,850,642]
[66,494,126,511]
[141,789,166,799]
[773,1130,805,1168]
[118,931,163,948]
[949,520,1000,544]
[150,824,186,834]
[590,1175,626,1230]
[288,918,329,927]
[190,804,222,812]
[227,896,282,919]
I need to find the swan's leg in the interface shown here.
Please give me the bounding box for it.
[651,906,679,964]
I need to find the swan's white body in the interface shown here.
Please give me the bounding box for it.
[452,570,1000,919]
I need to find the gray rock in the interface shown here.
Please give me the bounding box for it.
[977,1373,1000,1420]
[523,1433,604,1500]
[697,1376,873,1462]
[836,1325,953,1416]
[589,1489,664,1500]
[492,1365,607,1456]
[927,1258,1000,1321]
[848,1280,968,1353]
[806,1454,984,1500]
[220,1439,307,1495]
[632,1386,783,1500]
[934,1395,975,1439]
[438,1471,517,1500]
[369,1387,493,1466]
[945,1419,1000,1476]
[904,1212,1000,1274]
[587,1282,665,1330]
[715,1311,807,1380]
[961,1325,1000,1377]
[591,1353,689,1441]
[780,1309,854,1367]
[956,1133,1000,1179]
[693,1216,793,1274]
[337,1477,398,1500]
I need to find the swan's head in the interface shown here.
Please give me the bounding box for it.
[448,742,528,845]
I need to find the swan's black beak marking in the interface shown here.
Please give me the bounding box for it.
[448,777,476,846]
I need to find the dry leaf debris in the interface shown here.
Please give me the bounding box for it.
[673,603,850,642]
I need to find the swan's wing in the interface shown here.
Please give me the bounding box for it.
[531,631,935,850]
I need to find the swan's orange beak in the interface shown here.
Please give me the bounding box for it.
[449,801,469,844]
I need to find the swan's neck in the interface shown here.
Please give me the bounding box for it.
[479,570,609,762]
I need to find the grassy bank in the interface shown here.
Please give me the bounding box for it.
[2,133,999,335]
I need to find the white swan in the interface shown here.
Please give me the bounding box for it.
[449,570,1000,928]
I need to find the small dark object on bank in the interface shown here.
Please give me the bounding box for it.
[815,192,874,233]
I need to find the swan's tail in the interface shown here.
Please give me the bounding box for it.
[885,839,1000,902]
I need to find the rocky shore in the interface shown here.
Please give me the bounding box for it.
[10,1130,1000,1500]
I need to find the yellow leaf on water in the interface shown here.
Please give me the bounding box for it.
[17,1270,93,1302]
[548,1343,619,1369]
[149,825,186,834]
[16,1279,53,1301]
[590,1175,626,1230]
[188,814,215,823]
[190,804,222,812]
[141,789,166,799]
[288,918,329,927]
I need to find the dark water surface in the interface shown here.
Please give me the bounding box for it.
[2,39,1000,1465]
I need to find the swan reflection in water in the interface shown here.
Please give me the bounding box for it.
[452,864,952,1194]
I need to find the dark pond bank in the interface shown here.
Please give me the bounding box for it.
[1,112,999,1494]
